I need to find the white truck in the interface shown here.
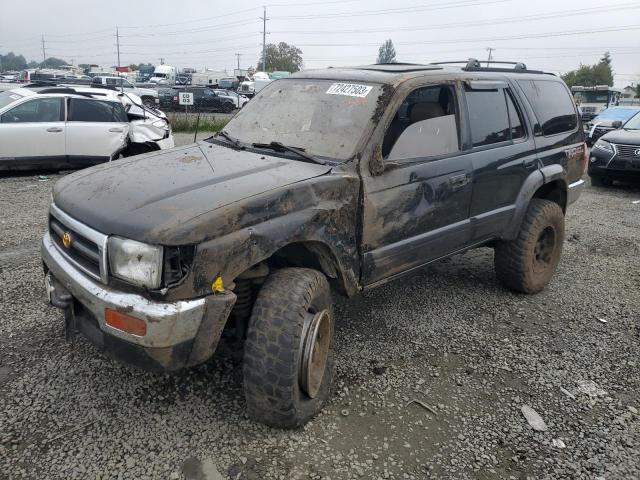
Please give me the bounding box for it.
[91,76,159,106]
[149,65,176,85]
[191,70,228,87]
[237,72,272,98]
[571,85,621,122]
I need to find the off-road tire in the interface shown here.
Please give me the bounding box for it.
[589,174,611,187]
[243,268,334,428]
[494,199,565,294]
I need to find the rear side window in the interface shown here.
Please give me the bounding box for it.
[517,80,577,135]
[68,99,128,122]
[1,97,62,123]
[465,88,510,147]
[505,90,525,139]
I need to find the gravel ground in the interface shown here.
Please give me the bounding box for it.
[1,170,639,480]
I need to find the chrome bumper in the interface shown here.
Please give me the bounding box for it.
[567,179,585,206]
[42,231,205,349]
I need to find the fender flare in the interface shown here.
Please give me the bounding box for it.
[503,165,567,240]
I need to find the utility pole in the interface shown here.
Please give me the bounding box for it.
[41,35,46,68]
[260,6,269,71]
[235,53,242,72]
[159,57,164,65]
[116,27,121,69]
[486,47,494,67]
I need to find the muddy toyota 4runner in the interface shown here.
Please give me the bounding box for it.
[42,60,586,428]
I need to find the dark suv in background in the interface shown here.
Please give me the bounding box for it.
[157,86,236,112]
[42,59,585,429]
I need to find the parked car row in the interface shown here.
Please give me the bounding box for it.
[158,86,248,112]
[0,85,174,171]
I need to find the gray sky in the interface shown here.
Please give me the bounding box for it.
[2,0,639,87]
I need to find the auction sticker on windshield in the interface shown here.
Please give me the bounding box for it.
[326,83,373,98]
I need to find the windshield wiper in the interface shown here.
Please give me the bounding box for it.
[217,130,244,149]
[251,141,326,165]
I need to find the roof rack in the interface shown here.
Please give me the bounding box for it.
[430,58,545,74]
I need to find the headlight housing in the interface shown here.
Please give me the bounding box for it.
[151,119,169,130]
[593,139,615,155]
[108,236,163,289]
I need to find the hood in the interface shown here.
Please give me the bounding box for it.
[53,141,332,244]
[600,129,640,145]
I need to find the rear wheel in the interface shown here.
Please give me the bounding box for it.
[222,102,234,113]
[494,199,565,294]
[243,268,334,428]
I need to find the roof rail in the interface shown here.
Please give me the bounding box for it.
[430,58,545,74]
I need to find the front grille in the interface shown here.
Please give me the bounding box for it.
[613,143,640,162]
[49,204,108,283]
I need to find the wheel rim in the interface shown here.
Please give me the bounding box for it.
[299,309,331,399]
[533,226,556,273]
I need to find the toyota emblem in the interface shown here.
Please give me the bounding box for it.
[635,148,640,156]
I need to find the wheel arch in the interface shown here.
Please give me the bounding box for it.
[503,166,568,240]
[237,240,356,297]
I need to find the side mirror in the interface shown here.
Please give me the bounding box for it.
[612,120,623,129]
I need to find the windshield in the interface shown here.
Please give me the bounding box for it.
[574,91,610,103]
[219,79,235,88]
[0,91,24,109]
[221,78,381,160]
[624,112,640,130]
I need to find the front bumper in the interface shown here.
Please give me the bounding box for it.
[567,179,585,206]
[156,136,175,150]
[42,232,235,371]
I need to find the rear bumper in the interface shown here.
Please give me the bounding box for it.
[42,232,236,371]
[567,179,585,206]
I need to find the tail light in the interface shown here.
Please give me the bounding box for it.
[580,142,589,173]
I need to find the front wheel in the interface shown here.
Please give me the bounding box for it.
[243,268,335,428]
[494,199,565,294]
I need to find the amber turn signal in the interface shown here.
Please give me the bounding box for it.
[105,308,147,336]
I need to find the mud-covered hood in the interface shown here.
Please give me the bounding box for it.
[600,128,640,145]
[53,141,332,244]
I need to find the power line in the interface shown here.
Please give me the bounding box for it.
[275,0,509,19]
[270,2,640,35]
[294,24,640,47]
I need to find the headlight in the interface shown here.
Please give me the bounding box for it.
[108,236,163,289]
[593,139,615,155]
[151,119,169,130]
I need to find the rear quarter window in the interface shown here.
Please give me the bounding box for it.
[68,99,128,122]
[517,80,577,136]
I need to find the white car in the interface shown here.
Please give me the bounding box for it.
[0,87,174,171]
[212,89,249,109]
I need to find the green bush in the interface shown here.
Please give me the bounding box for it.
[167,113,229,133]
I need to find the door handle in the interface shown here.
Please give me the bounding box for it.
[46,127,63,133]
[523,158,537,169]
[449,173,470,189]
[109,128,125,133]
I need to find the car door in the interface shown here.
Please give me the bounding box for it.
[360,82,474,286]
[463,80,538,241]
[0,96,66,168]
[65,97,129,165]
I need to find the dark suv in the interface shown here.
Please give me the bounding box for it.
[158,86,236,112]
[42,60,586,429]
